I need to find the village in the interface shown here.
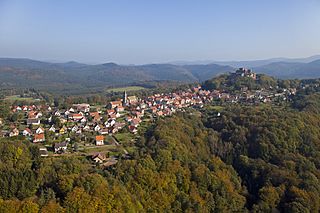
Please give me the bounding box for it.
[0,69,298,167]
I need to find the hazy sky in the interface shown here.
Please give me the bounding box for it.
[0,0,320,64]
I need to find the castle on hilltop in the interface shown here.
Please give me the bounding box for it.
[234,68,257,80]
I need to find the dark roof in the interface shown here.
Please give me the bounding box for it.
[54,141,68,149]
[92,152,106,160]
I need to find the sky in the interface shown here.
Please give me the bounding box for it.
[0,0,320,64]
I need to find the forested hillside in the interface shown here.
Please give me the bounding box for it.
[0,85,320,212]
[0,58,233,93]
[0,72,320,212]
[3,57,320,94]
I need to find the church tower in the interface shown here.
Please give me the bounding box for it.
[123,90,127,106]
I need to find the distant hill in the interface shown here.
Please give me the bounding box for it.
[171,55,320,67]
[254,59,320,79]
[1,57,320,94]
[0,58,233,93]
[183,64,233,81]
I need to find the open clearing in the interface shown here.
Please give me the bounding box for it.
[106,86,146,93]
[4,95,38,102]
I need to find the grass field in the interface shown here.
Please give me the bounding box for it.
[106,86,146,93]
[114,132,134,143]
[4,95,38,102]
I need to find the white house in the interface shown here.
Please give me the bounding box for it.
[95,135,104,146]
[36,127,45,134]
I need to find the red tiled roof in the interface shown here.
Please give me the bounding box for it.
[95,135,104,141]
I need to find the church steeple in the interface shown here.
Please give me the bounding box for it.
[123,90,127,106]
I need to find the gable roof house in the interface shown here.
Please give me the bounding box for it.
[83,125,90,131]
[27,118,40,125]
[73,103,90,112]
[36,127,45,134]
[49,125,56,133]
[99,128,109,135]
[70,113,83,121]
[115,106,124,112]
[9,128,19,137]
[90,112,101,122]
[53,142,68,153]
[91,152,107,164]
[71,125,79,132]
[22,128,32,137]
[59,126,67,134]
[95,135,104,146]
[94,125,102,132]
[127,96,138,104]
[128,125,138,134]
[105,119,116,128]
[33,133,45,143]
[108,101,122,109]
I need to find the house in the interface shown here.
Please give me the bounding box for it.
[33,133,45,143]
[28,111,37,119]
[90,112,100,122]
[156,111,164,117]
[128,125,138,134]
[71,126,79,132]
[83,125,90,131]
[99,128,109,135]
[106,109,115,116]
[39,147,49,157]
[13,106,22,111]
[22,128,32,137]
[35,112,42,118]
[70,113,83,121]
[108,101,122,109]
[1,130,9,137]
[49,125,56,133]
[95,135,104,146]
[105,119,116,128]
[94,125,102,132]
[116,106,124,112]
[73,103,90,112]
[110,127,118,134]
[80,117,87,123]
[125,116,133,122]
[91,152,106,163]
[54,111,61,116]
[9,128,19,137]
[53,142,68,153]
[130,118,141,127]
[36,127,45,134]
[115,112,121,118]
[127,96,138,104]
[75,128,82,134]
[113,122,125,131]
[27,118,40,125]
[59,126,67,134]
[110,122,125,134]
